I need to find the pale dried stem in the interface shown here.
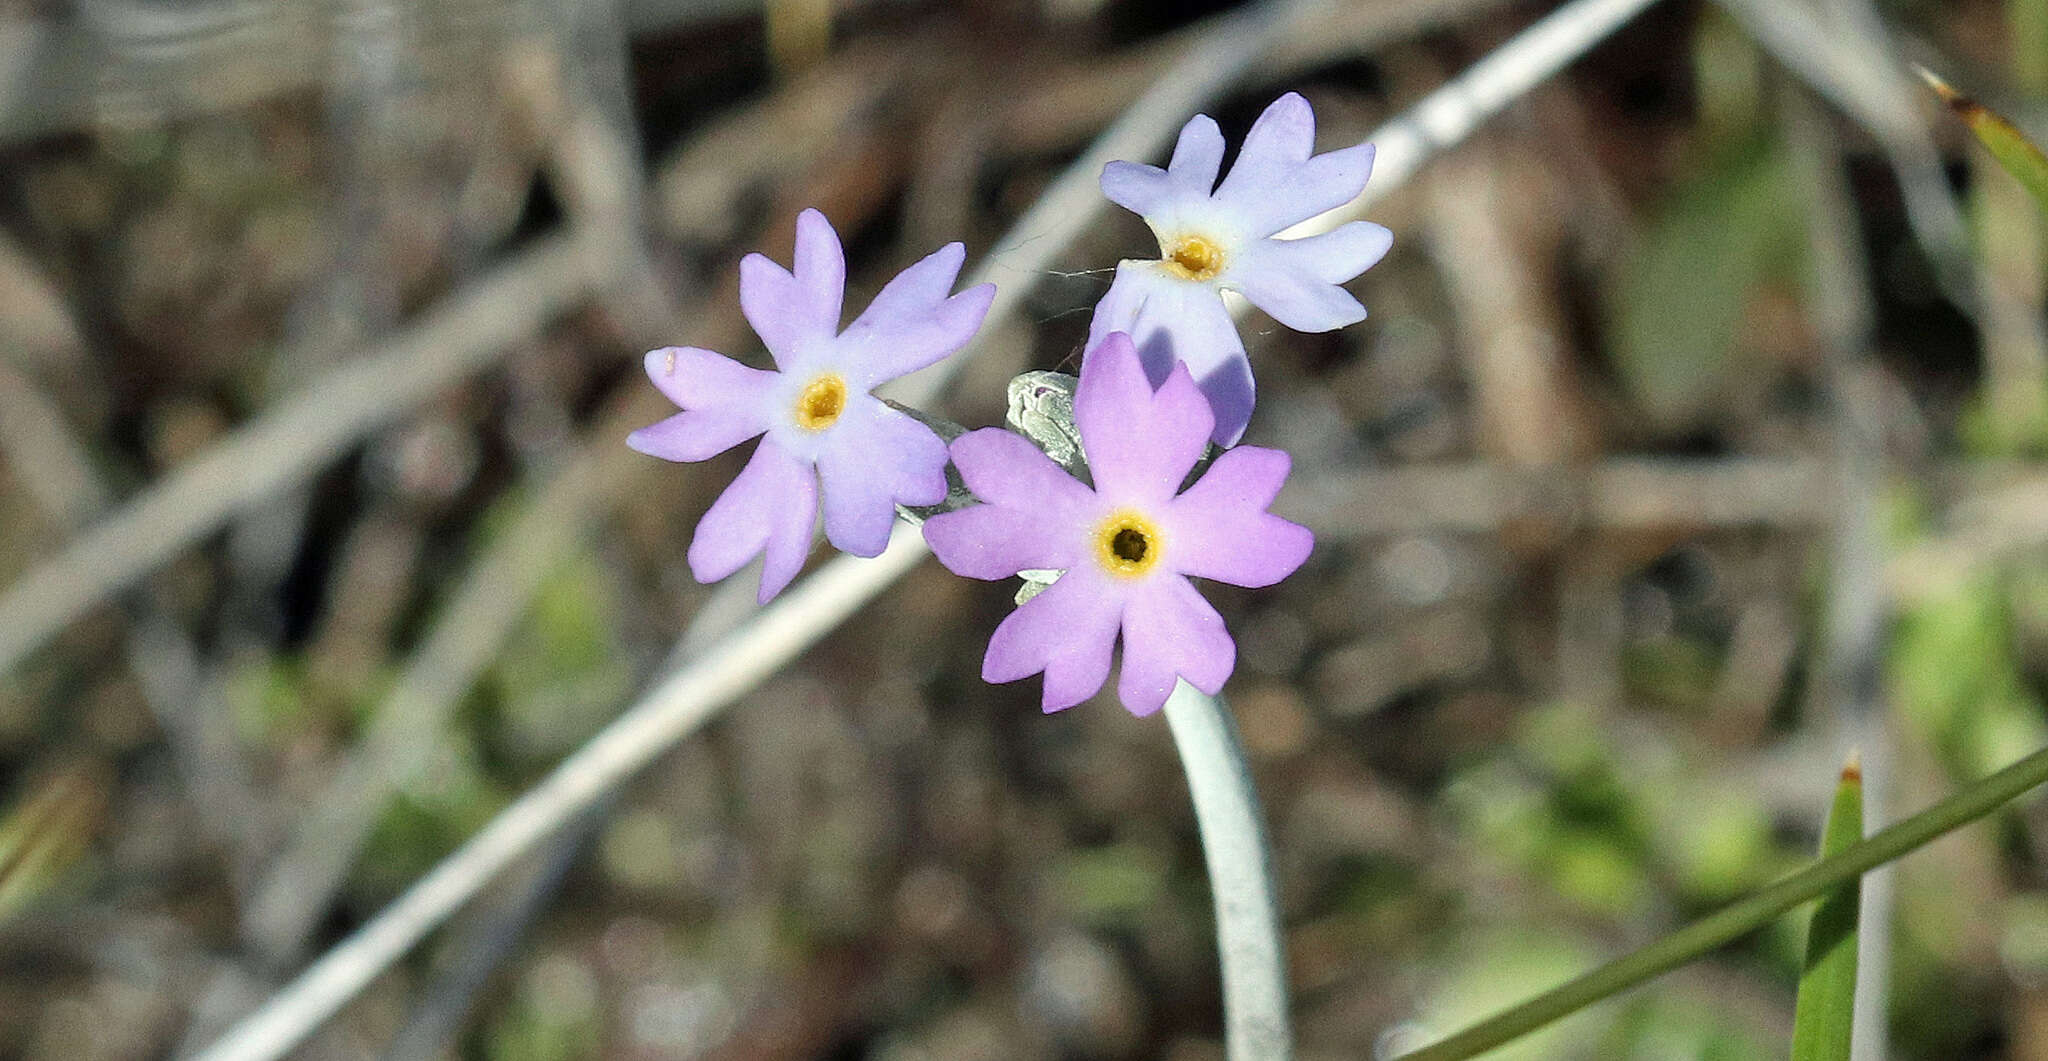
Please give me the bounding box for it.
[0,351,270,890]
[0,233,605,677]
[240,2,663,963]
[0,0,754,143]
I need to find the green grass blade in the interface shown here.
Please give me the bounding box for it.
[1919,66,2048,211]
[1391,741,2048,1061]
[1790,754,1865,1061]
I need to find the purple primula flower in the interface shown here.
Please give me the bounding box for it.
[629,208,996,603]
[1091,91,1393,446]
[923,332,1313,717]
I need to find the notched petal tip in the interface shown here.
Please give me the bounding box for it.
[1102,158,1166,183]
[793,208,840,254]
[1120,691,1166,718]
[624,425,667,458]
[1080,330,1139,376]
[1257,91,1314,134]
[1157,358,1201,402]
[1166,113,1227,192]
[687,441,819,602]
[642,347,680,380]
[952,280,998,319]
[737,250,789,284]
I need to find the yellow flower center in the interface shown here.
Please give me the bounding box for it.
[1093,509,1165,579]
[793,373,848,431]
[1162,235,1224,281]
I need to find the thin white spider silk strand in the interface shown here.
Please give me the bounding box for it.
[190,0,1667,1057]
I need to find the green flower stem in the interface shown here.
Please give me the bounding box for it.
[1163,682,1291,1060]
[1395,742,2048,1061]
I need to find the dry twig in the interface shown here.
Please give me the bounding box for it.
[0,232,609,676]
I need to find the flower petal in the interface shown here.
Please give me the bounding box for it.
[982,567,1124,713]
[1213,92,1316,210]
[1224,141,1377,236]
[738,210,846,369]
[1227,253,1363,332]
[1269,141,1376,226]
[1166,446,1314,587]
[947,427,1096,511]
[637,347,777,411]
[627,411,758,464]
[791,207,846,330]
[1087,263,1247,386]
[815,396,950,557]
[1085,259,1151,354]
[1228,221,1391,332]
[1101,160,1178,219]
[1086,266,1252,444]
[1115,574,1234,716]
[839,241,994,389]
[1286,219,1394,283]
[1076,334,1212,507]
[923,428,1093,579]
[1101,114,1227,222]
[1167,114,1226,192]
[687,440,818,603]
[626,349,776,461]
[1194,353,1255,449]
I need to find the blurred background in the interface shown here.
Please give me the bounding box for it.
[0,0,2045,1057]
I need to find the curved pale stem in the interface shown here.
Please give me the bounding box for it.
[1163,681,1292,1060]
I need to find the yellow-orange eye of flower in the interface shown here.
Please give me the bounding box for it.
[793,373,848,430]
[1162,235,1224,281]
[1094,510,1164,579]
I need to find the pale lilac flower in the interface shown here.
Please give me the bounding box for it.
[629,209,995,603]
[1091,91,1393,445]
[923,332,1313,717]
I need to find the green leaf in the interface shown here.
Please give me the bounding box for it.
[1790,755,1865,1061]
[1605,139,1804,428]
[1920,66,2048,212]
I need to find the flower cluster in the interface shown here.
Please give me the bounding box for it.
[631,94,1387,714]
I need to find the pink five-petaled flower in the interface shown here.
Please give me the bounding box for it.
[922,332,1313,717]
[1090,91,1393,446]
[628,209,995,603]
